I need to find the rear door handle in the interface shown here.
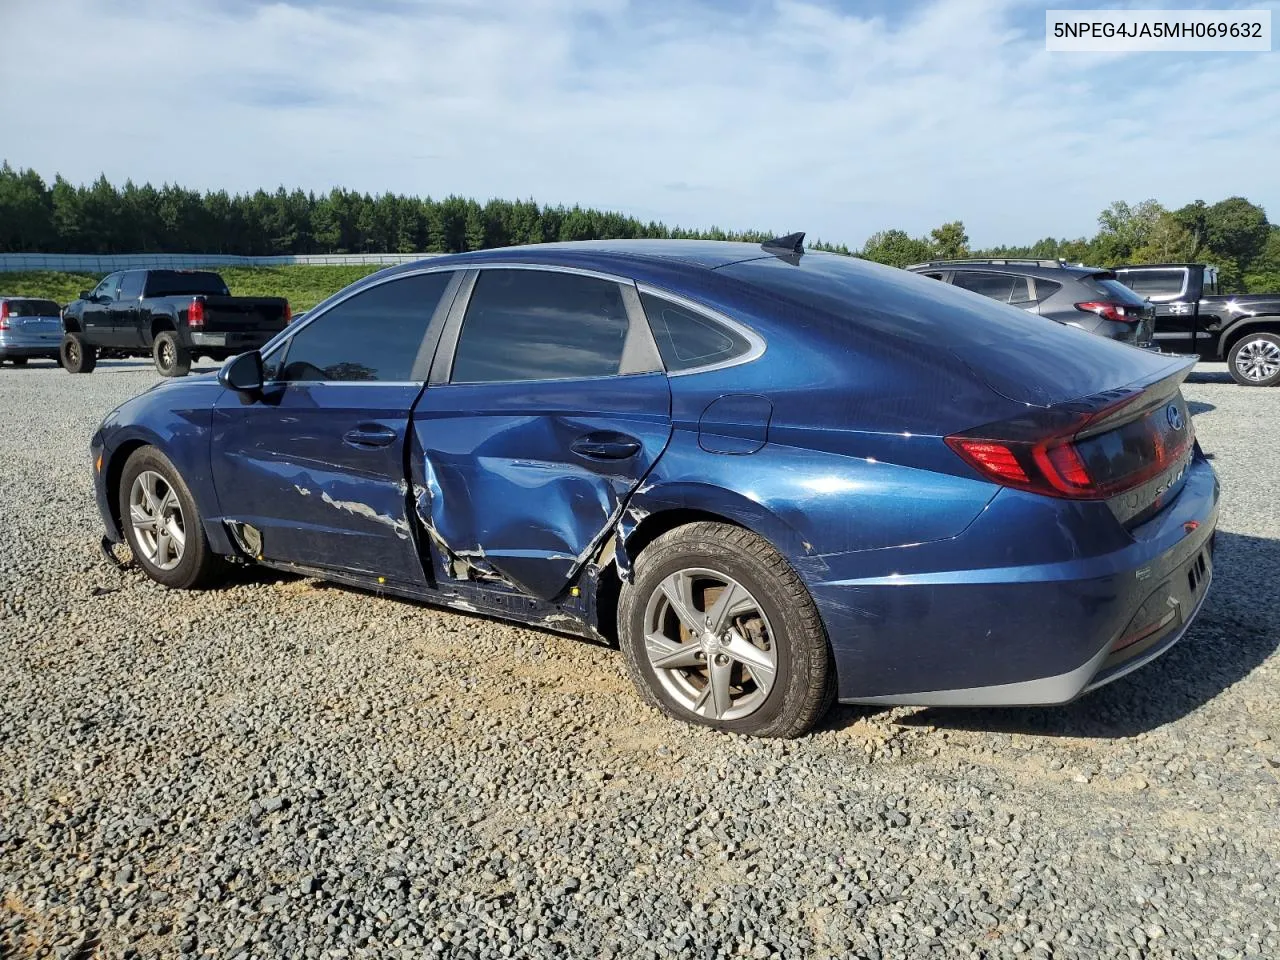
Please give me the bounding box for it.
[571,433,642,460]
[343,424,398,448]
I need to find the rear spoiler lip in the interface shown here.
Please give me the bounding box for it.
[1072,356,1196,440]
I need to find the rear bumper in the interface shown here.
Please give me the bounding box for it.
[189,331,277,351]
[0,345,60,358]
[816,454,1219,705]
[0,332,61,357]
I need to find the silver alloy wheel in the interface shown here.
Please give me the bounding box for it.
[642,567,778,721]
[128,470,186,571]
[158,338,174,369]
[1235,337,1280,383]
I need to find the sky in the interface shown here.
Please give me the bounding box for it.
[0,0,1277,249]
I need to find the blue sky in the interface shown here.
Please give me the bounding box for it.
[0,0,1276,248]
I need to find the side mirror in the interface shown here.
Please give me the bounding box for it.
[218,351,265,395]
[79,290,93,301]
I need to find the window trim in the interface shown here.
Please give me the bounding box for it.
[637,283,766,377]
[430,264,663,387]
[1113,266,1190,303]
[262,266,463,387]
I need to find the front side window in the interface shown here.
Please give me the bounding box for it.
[952,271,1017,302]
[117,272,145,300]
[274,272,453,383]
[93,273,123,300]
[451,270,630,383]
[641,292,753,372]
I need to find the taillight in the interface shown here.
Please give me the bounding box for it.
[188,298,205,329]
[946,388,1194,500]
[1076,301,1139,323]
[284,302,293,324]
[0,301,9,331]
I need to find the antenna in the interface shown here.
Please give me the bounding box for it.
[762,232,805,255]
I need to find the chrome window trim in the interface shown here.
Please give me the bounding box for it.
[1114,266,1189,303]
[635,282,767,376]
[260,263,460,386]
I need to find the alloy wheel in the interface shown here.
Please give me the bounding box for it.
[642,568,777,721]
[1235,338,1280,383]
[129,470,186,570]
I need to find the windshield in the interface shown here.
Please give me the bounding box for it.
[143,271,229,297]
[5,299,61,317]
[1082,275,1150,306]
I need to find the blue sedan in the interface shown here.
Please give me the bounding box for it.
[90,237,1218,737]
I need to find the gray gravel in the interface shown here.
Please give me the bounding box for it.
[1,358,1277,960]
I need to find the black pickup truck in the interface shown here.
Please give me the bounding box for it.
[1112,263,1280,386]
[60,269,290,377]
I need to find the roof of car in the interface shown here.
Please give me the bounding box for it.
[384,239,785,276]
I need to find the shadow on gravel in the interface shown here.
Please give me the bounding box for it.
[1187,400,1216,416]
[891,530,1280,739]
[1185,368,1234,385]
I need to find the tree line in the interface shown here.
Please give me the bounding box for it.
[2,164,1277,291]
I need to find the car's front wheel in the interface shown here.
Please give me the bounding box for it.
[60,333,97,373]
[119,446,225,589]
[1227,333,1280,386]
[618,521,833,738]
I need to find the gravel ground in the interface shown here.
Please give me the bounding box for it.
[1,359,1277,960]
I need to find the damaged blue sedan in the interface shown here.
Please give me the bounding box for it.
[91,236,1218,737]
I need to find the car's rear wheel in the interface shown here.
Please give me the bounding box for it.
[153,330,191,377]
[1227,333,1280,387]
[119,446,225,589]
[618,521,833,738]
[61,333,97,374]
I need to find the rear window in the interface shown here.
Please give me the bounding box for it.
[143,271,230,297]
[1113,269,1186,300]
[5,299,60,317]
[1083,275,1150,306]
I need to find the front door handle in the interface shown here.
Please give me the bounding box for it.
[343,424,398,448]
[571,433,642,460]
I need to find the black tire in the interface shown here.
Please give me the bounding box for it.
[10,357,27,366]
[1226,332,1280,387]
[118,446,226,589]
[60,333,97,374]
[153,330,191,377]
[617,521,834,738]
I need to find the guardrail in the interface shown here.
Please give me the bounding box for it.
[0,252,439,273]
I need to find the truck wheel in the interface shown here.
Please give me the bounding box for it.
[1227,333,1280,387]
[153,330,191,377]
[617,521,834,738]
[61,333,97,374]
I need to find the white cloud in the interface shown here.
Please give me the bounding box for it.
[0,0,1277,248]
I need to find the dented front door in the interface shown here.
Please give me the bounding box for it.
[411,373,672,601]
[211,382,428,589]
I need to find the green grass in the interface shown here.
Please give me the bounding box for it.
[0,264,386,311]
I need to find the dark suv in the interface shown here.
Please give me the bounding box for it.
[906,259,1156,349]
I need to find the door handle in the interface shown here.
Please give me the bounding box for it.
[571,433,642,460]
[343,424,398,448]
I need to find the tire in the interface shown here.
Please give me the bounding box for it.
[617,521,834,738]
[1227,333,1280,387]
[60,333,97,374]
[10,357,27,366]
[153,330,191,377]
[118,446,226,589]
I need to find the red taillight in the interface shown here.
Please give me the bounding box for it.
[188,298,205,329]
[946,387,1194,501]
[0,301,9,331]
[284,302,293,324]
[1076,301,1139,323]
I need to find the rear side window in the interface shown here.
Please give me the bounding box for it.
[952,271,1018,302]
[1008,277,1034,304]
[451,270,630,382]
[1033,279,1062,303]
[117,272,145,300]
[6,299,60,317]
[1114,269,1186,299]
[641,292,753,372]
[275,272,452,382]
[143,271,230,297]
